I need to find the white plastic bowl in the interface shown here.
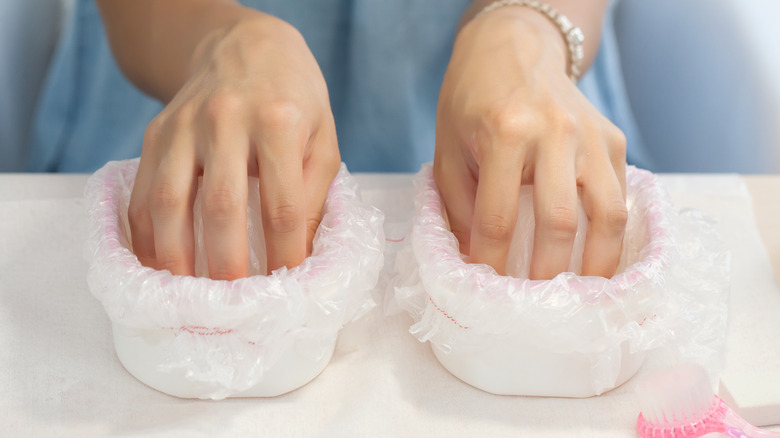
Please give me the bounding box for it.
[85,159,384,399]
[394,165,725,397]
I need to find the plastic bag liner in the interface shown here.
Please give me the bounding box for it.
[85,159,384,399]
[393,164,729,397]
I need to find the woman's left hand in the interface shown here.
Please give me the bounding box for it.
[434,5,628,279]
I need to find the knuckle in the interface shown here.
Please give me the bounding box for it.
[598,201,628,234]
[257,99,304,130]
[543,204,579,240]
[265,203,303,234]
[320,145,342,173]
[204,88,244,121]
[475,213,514,242]
[483,104,535,142]
[549,109,578,136]
[143,117,165,145]
[606,126,627,158]
[127,197,147,224]
[203,187,244,220]
[305,216,321,238]
[148,182,185,214]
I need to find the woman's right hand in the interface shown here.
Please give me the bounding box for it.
[127,11,340,280]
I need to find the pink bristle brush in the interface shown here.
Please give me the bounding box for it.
[635,363,780,438]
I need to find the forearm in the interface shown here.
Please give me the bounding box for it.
[460,0,608,76]
[96,0,271,102]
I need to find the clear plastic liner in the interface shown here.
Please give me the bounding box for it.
[85,159,384,399]
[393,164,729,396]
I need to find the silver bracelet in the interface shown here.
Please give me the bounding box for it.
[474,0,585,82]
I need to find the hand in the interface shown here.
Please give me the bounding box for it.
[128,13,340,279]
[434,6,627,279]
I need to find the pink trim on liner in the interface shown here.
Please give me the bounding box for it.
[168,325,259,345]
[176,325,234,336]
[429,297,469,330]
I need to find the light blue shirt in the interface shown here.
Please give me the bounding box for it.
[28,0,644,173]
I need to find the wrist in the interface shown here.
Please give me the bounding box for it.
[466,2,583,81]
[188,9,267,67]
[187,10,303,83]
[461,6,569,79]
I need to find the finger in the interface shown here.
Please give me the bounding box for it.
[201,147,250,281]
[610,129,628,197]
[433,151,477,256]
[302,126,340,255]
[257,139,307,275]
[147,146,197,276]
[580,157,627,278]
[530,147,578,280]
[128,144,158,268]
[469,152,523,275]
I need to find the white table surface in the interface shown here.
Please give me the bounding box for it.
[1,172,779,437]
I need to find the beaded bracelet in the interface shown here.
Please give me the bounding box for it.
[474,0,585,81]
